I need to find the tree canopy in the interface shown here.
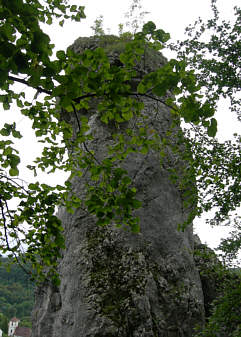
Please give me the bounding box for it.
[0,257,33,324]
[173,0,240,263]
[0,0,240,291]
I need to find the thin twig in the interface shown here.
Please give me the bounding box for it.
[8,75,52,95]
[0,196,10,251]
[0,173,29,194]
[0,196,31,276]
[71,102,100,165]
[73,91,177,113]
[131,92,177,111]
[83,142,100,165]
[71,103,81,131]
[73,93,97,103]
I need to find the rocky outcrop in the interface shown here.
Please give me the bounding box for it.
[32,36,206,337]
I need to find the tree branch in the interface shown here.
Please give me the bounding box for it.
[73,91,177,112]
[8,75,176,113]
[71,103,101,165]
[8,75,52,95]
[73,93,98,103]
[0,196,31,276]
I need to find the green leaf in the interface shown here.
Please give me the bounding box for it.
[70,5,77,12]
[13,52,29,72]
[154,29,170,43]
[122,110,133,121]
[28,183,39,190]
[16,99,23,108]
[130,221,140,233]
[3,102,10,110]
[0,70,8,86]
[9,154,20,168]
[56,50,66,60]
[46,17,52,25]
[122,176,131,186]
[0,128,10,136]
[9,167,19,176]
[137,82,146,94]
[12,130,22,138]
[153,84,166,97]
[142,21,156,34]
[3,147,12,156]
[132,199,142,209]
[207,118,217,137]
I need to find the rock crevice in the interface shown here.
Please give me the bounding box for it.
[32,36,206,337]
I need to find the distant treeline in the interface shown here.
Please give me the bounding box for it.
[0,257,34,331]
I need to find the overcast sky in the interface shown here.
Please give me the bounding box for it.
[42,0,240,144]
[45,0,239,49]
[2,0,241,251]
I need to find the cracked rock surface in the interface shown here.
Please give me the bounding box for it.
[32,36,206,337]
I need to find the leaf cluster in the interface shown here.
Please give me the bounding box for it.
[174,0,241,120]
[0,0,240,291]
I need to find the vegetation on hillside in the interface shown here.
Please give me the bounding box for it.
[0,258,33,330]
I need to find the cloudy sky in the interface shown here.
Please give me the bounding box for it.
[43,0,240,143]
[2,0,240,250]
[45,0,239,49]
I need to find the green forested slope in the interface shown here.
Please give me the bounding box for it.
[0,258,34,330]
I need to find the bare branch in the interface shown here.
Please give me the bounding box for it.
[8,75,52,95]
[0,195,31,276]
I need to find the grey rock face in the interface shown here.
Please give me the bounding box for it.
[32,37,205,337]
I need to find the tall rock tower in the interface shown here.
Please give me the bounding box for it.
[32,36,205,337]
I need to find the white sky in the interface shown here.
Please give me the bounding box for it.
[1,0,240,252]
